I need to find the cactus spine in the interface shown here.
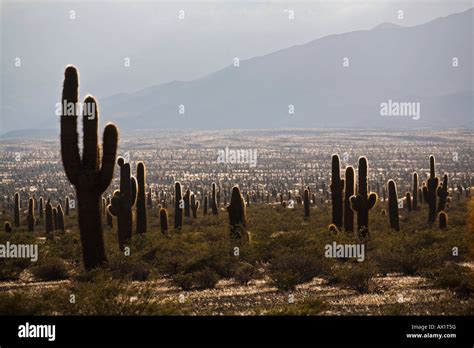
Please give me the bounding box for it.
[136,161,147,234]
[426,155,439,224]
[227,186,249,241]
[437,174,449,213]
[350,157,377,238]
[343,166,355,233]
[191,193,200,219]
[174,181,183,230]
[211,182,218,215]
[27,197,35,232]
[412,173,418,210]
[330,155,344,228]
[303,188,310,218]
[14,192,20,227]
[108,158,137,250]
[438,211,448,229]
[159,208,169,234]
[388,180,400,231]
[60,66,118,270]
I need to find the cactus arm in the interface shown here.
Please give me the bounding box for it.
[81,96,99,171]
[108,191,120,216]
[60,66,81,186]
[98,124,118,193]
[350,195,359,212]
[130,176,138,206]
[368,193,377,209]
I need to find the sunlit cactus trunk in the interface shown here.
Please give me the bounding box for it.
[60,66,118,270]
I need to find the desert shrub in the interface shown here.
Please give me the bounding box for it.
[327,260,378,293]
[266,231,330,291]
[31,258,70,281]
[263,298,328,315]
[0,258,31,281]
[427,263,474,297]
[107,255,150,281]
[0,290,54,315]
[232,261,258,285]
[171,266,220,290]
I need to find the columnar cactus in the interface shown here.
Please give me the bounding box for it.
[45,201,53,234]
[159,208,169,234]
[136,161,147,234]
[52,207,58,231]
[56,204,65,232]
[406,192,412,212]
[388,180,400,231]
[425,156,439,223]
[227,186,249,241]
[4,221,12,233]
[174,181,183,230]
[183,189,191,219]
[438,211,448,229]
[350,157,377,238]
[108,158,137,250]
[106,196,113,228]
[60,66,118,270]
[303,188,310,218]
[39,197,44,219]
[27,197,35,232]
[191,193,200,219]
[211,182,218,215]
[203,195,208,216]
[437,174,448,213]
[14,192,20,227]
[147,187,153,208]
[343,166,355,233]
[330,155,344,228]
[412,172,418,211]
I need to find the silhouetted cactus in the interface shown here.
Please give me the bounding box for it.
[303,188,310,218]
[136,161,147,234]
[159,208,169,234]
[108,158,137,250]
[39,197,44,219]
[147,187,153,208]
[343,166,355,233]
[4,221,12,233]
[211,182,218,215]
[106,196,113,228]
[56,204,65,232]
[406,192,412,212]
[191,193,200,219]
[437,174,449,213]
[227,186,249,241]
[438,211,448,229]
[203,195,208,215]
[350,157,377,238]
[52,207,58,231]
[174,181,183,230]
[388,180,400,231]
[328,224,340,234]
[183,189,191,219]
[422,183,429,204]
[426,155,439,224]
[14,192,20,227]
[330,155,344,228]
[45,201,53,234]
[412,172,418,210]
[102,197,106,217]
[27,197,35,232]
[60,66,118,270]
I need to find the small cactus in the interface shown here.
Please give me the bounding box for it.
[183,189,191,220]
[426,155,439,224]
[303,188,310,218]
[160,208,169,234]
[45,201,53,234]
[52,207,58,231]
[438,211,448,229]
[14,192,20,227]
[211,183,218,215]
[203,196,208,215]
[108,158,137,250]
[191,193,200,219]
[174,181,183,230]
[227,186,249,241]
[406,192,412,212]
[350,157,378,238]
[39,197,44,219]
[106,196,113,228]
[56,204,65,232]
[136,161,147,234]
[4,221,12,233]
[412,172,418,210]
[328,224,340,234]
[65,196,70,216]
[27,197,35,232]
[437,174,449,213]
[388,180,400,231]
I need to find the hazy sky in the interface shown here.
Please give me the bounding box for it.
[0,0,472,130]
